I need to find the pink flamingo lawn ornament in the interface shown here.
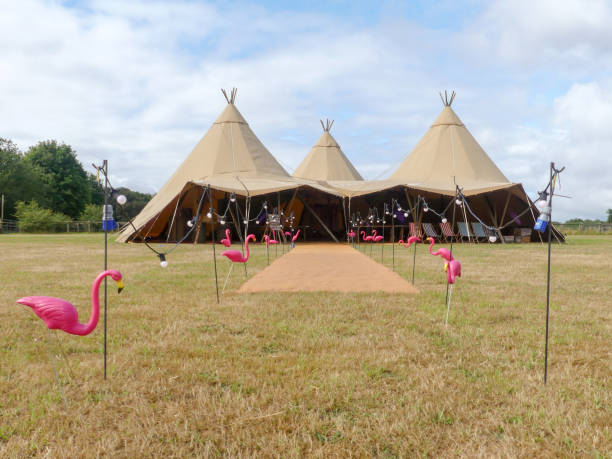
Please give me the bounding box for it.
[291,229,300,248]
[360,230,372,242]
[425,238,462,325]
[347,230,356,247]
[221,234,255,293]
[372,230,384,242]
[427,237,453,262]
[443,258,462,326]
[16,270,124,403]
[17,270,124,336]
[263,234,279,246]
[399,236,421,247]
[220,228,232,247]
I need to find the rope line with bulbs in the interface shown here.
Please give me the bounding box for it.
[93,164,209,267]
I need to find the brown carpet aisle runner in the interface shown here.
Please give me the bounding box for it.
[239,243,418,294]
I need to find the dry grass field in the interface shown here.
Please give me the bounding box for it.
[0,233,610,458]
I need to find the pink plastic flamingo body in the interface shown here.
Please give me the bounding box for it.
[220,229,232,247]
[16,270,124,336]
[263,235,279,246]
[284,231,291,237]
[291,229,301,242]
[445,259,462,284]
[223,234,256,263]
[347,230,356,239]
[427,237,453,261]
[361,231,372,242]
[372,230,384,242]
[399,236,421,247]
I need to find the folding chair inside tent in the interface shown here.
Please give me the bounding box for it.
[470,222,488,242]
[439,222,456,243]
[422,222,440,240]
[409,223,423,239]
[457,222,472,242]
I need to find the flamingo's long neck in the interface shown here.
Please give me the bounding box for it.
[71,270,112,335]
[428,239,435,255]
[225,229,230,240]
[244,235,253,261]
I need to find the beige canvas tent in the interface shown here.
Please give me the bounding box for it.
[117,89,303,243]
[293,120,363,181]
[120,89,554,244]
[118,89,346,243]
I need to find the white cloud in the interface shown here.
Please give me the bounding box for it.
[0,0,610,221]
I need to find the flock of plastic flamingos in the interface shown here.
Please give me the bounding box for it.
[15,228,460,400]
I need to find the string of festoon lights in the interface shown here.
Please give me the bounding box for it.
[344,186,553,246]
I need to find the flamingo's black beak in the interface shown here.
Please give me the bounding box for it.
[116,280,124,294]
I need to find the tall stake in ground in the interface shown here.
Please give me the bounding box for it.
[103,160,108,380]
[210,191,219,303]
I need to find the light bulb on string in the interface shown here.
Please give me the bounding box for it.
[489,235,497,243]
[393,214,397,219]
[243,220,248,224]
[423,206,429,212]
[229,193,236,203]
[404,212,409,218]
[187,218,194,228]
[442,217,448,224]
[456,199,463,206]
[220,219,226,225]
[116,194,127,205]
[207,209,212,219]
[397,206,402,211]
[158,253,168,268]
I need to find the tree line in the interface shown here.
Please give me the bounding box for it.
[0,138,152,230]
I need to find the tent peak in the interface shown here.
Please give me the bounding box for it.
[320,119,334,132]
[439,90,456,107]
[221,87,238,104]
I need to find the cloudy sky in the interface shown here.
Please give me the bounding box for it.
[2,0,611,221]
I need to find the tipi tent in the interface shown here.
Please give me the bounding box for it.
[389,91,512,196]
[293,120,363,181]
[117,89,301,243]
[384,91,545,241]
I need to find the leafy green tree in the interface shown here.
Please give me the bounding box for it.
[23,140,90,219]
[79,203,102,222]
[15,200,69,232]
[0,138,50,219]
[88,173,105,205]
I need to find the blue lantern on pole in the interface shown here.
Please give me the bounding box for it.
[102,204,117,231]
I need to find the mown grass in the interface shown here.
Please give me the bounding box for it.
[0,233,610,457]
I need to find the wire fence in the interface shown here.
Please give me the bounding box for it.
[0,220,128,234]
[555,223,612,235]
